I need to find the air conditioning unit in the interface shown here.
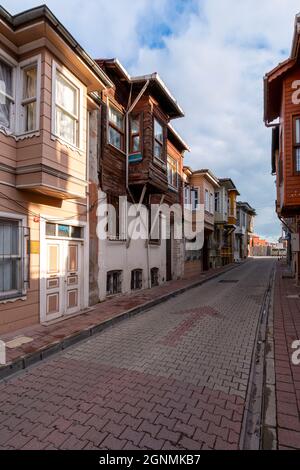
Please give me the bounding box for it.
[291,234,300,252]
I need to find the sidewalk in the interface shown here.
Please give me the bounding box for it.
[0,262,242,380]
[273,262,300,450]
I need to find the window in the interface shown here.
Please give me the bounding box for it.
[154,118,164,160]
[151,267,159,287]
[0,217,29,300]
[215,192,220,212]
[107,194,127,241]
[210,193,214,214]
[184,186,191,208]
[0,58,14,129]
[205,190,210,212]
[167,156,178,188]
[294,117,300,173]
[54,70,79,147]
[20,65,37,132]
[109,105,124,151]
[45,223,83,239]
[131,269,143,290]
[130,115,141,153]
[107,270,122,296]
[0,53,41,135]
[149,209,161,244]
[192,188,199,210]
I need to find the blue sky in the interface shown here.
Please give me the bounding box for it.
[2,0,300,241]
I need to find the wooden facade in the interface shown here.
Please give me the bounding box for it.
[264,13,300,277]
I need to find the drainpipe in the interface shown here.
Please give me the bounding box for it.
[125,80,150,197]
[124,80,151,285]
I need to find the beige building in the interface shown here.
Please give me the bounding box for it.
[0,6,112,333]
[183,168,219,276]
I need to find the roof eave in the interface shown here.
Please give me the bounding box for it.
[0,5,113,89]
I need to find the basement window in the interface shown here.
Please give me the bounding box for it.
[107,270,122,296]
[151,267,159,287]
[131,269,143,290]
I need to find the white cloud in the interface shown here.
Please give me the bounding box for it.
[3,0,299,240]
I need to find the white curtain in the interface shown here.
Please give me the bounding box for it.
[0,59,13,128]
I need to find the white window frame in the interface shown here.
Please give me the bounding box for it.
[0,49,17,134]
[107,103,125,152]
[0,50,41,137]
[209,192,214,214]
[192,188,199,210]
[153,118,164,162]
[167,155,178,189]
[205,189,210,212]
[184,185,191,208]
[51,60,84,151]
[16,55,41,136]
[0,211,28,301]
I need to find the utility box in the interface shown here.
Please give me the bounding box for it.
[291,233,300,252]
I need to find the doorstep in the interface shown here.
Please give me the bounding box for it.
[0,261,245,381]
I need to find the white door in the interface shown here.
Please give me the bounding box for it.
[44,239,82,321]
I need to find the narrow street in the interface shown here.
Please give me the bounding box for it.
[0,259,275,450]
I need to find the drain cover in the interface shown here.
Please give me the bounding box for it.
[219,280,239,284]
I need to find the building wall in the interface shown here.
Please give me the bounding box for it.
[0,42,94,333]
[97,191,167,301]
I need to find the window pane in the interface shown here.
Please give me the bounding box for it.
[296,148,300,172]
[0,96,11,128]
[57,225,70,237]
[0,59,13,98]
[71,226,82,238]
[131,116,140,134]
[109,126,122,149]
[109,107,124,131]
[0,259,19,292]
[56,108,76,145]
[56,72,77,116]
[23,66,37,99]
[46,223,56,236]
[154,141,162,159]
[154,119,163,143]
[296,119,300,144]
[132,135,140,152]
[24,101,36,132]
[0,221,18,255]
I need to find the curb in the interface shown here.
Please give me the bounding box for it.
[239,261,276,449]
[0,261,245,381]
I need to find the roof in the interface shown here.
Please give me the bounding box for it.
[264,13,300,123]
[191,169,220,188]
[167,124,190,152]
[0,5,113,88]
[218,178,240,195]
[237,201,256,215]
[96,58,184,119]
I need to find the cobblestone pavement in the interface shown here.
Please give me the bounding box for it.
[0,259,275,450]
